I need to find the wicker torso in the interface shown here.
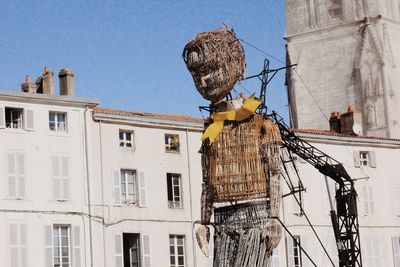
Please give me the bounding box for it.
[202,114,280,202]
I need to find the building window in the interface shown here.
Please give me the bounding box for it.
[392,236,400,267]
[49,112,67,132]
[119,130,134,148]
[167,173,183,208]
[288,235,303,267]
[6,152,26,199]
[165,134,180,153]
[169,235,185,267]
[361,184,375,215]
[353,150,376,168]
[123,233,141,267]
[269,247,280,267]
[365,237,381,266]
[121,170,136,204]
[5,107,23,129]
[53,225,71,267]
[8,223,28,267]
[51,155,70,201]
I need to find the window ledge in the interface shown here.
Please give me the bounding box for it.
[48,131,70,137]
[165,150,181,154]
[1,128,28,134]
[3,197,31,201]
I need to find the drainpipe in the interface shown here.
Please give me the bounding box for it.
[84,106,94,267]
[99,120,107,267]
[185,129,197,267]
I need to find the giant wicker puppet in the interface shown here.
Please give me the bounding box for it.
[183,27,283,267]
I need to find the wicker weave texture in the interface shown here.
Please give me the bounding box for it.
[183,27,245,103]
[204,115,280,202]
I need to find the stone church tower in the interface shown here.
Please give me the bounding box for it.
[285,0,400,138]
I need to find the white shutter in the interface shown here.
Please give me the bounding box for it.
[141,234,151,267]
[138,171,147,207]
[113,169,121,205]
[0,106,5,128]
[392,236,400,267]
[20,224,28,267]
[9,224,19,267]
[270,247,280,267]
[7,153,17,198]
[44,225,53,267]
[301,236,310,267]
[114,233,123,267]
[24,109,34,131]
[369,151,377,168]
[62,156,70,200]
[73,226,81,267]
[353,151,360,167]
[286,236,295,267]
[51,156,61,200]
[17,153,26,198]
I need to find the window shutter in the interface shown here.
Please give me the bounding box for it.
[141,234,151,267]
[138,171,147,207]
[73,226,81,267]
[369,151,377,168]
[287,236,295,267]
[353,151,360,167]
[62,156,70,200]
[113,169,121,205]
[0,106,5,129]
[9,223,19,267]
[301,236,310,267]
[114,233,123,267]
[51,156,61,200]
[20,224,28,267]
[271,247,280,267]
[44,225,53,267]
[392,236,400,267]
[7,153,17,198]
[17,153,26,198]
[24,109,34,131]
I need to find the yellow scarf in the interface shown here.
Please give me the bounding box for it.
[201,95,261,144]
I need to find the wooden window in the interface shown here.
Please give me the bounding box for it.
[167,173,183,209]
[169,235,185,267]
[51,155,70,201]
[119,130,134,148]
[5,107,23,129]
[121,170,136,204]
[392,236,400,267]
[8,223,27,267]
[287,235,303,267]
[165,134,180,153]
[7,152,26,199]
[353,151,376,168]
[49,112,67,132]
[53,225,71,267]
[115,233,151,267]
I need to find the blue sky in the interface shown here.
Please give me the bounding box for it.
[0,1,287,119]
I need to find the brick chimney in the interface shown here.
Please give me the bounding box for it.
[340,106,362,135]
[21,75,36,93]
[58,68,75,96]
[329,111,341,133]
[36,67,55,95]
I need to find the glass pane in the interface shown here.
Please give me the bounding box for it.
[61,227,68,236]
[170,246,175,254]
[54,237,60,247]
[127,172,134,183]
[49,113,56,122]
[126,133,131,141]
[62,237,69,246]
[178,256,184,265]
[177,237,183,245]
[126,142,132,147]
[178,246,183,255]
[54,247,60,256]
[62,247,69,256]
[169,237,174,245]
[54,256,60,264]
[53,227,59,237]
[119,132,124,140]
[170,256,175,264]
[119,142,124,147]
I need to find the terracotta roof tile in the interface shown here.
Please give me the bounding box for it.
[292,128,400,141]
[93,107,204,124]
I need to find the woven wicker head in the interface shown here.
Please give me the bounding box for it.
[183,27,245,103]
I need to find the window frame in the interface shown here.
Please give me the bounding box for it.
[167,173,183,209]
[121,169,137,204]
[5,107,23,129]
[49,111,67,133]
[165,134,180,153]
[53,225,71,267]
[169,235,185,267]
[359,151,369,166]
[119,130,134,149]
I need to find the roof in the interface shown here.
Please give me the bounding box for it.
[93,107,204,124]
[293,128,400,142]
